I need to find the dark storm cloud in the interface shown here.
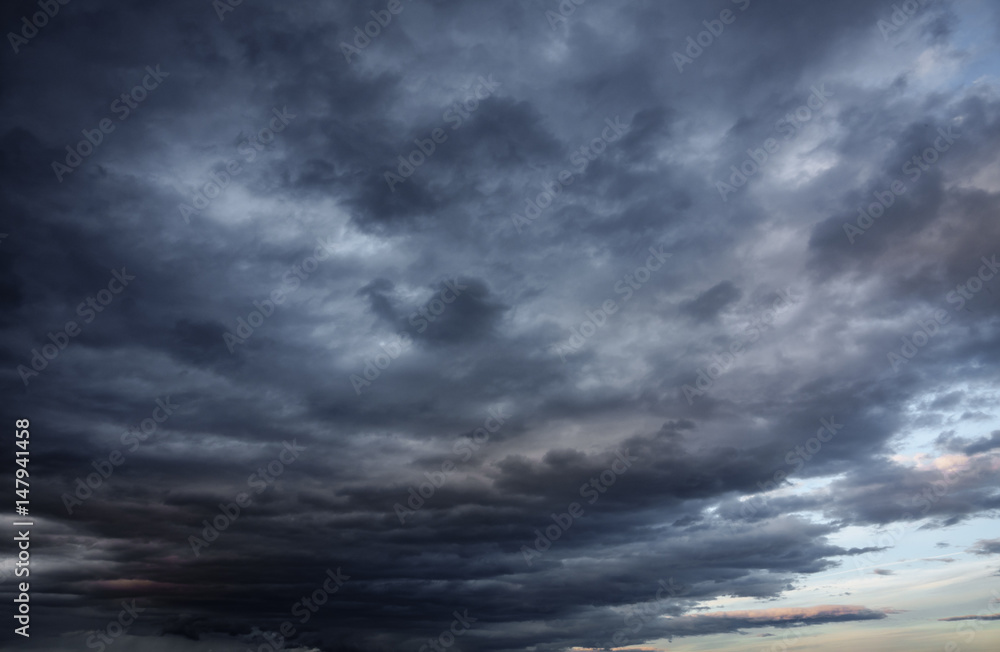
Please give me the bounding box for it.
[2,0,999,650]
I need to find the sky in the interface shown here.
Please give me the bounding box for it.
[1,0,1000,650]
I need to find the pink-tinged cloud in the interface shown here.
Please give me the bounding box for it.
[939,614,1000,621]
[694,604,889,623]
[572,604,894,644]
[572,648,667,652]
